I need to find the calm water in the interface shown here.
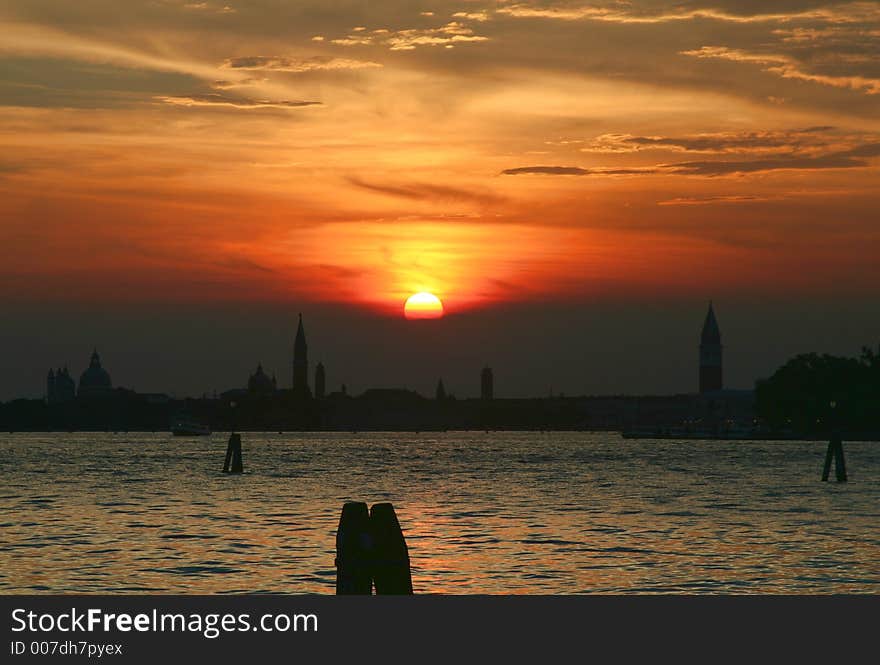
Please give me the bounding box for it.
[1,432,878,594]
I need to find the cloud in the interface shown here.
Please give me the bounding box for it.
[667,146,880,174]
[0,21,223,80]
[681,46,880,94]
[155,93,321,109]
[584,128,838,154]
[452,11,491,22]
[503,142,880,177]
[347,177,505,205]
[501,166,659,176]
[656,195,773,206]
[0,156,41,176]
[330,22,489,50]
[181,2,236,13]
[773,25,880,45]
[494,2,880,25]
[221,55,382,72]
[210,77,265,89]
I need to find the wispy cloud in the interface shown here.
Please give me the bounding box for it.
[209,77,266,90]
[180,2,236,14]
[670,142,880,175]
[0,21,222,79]
[222,55,382,72]
[773,25,880,44]
[452,11,491,22]
[503,142,880,177]
[656,195,773,206]
[495,2,880,25]
[330,22,489,50]
[155,93,321,109]
[348,176,505,205]
[583,128,837,154]
[501,166,659,176]
[681,46,880,95]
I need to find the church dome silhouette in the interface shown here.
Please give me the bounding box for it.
[248,362,276,395]
[78,349,112,397]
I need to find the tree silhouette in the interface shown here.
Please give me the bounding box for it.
[756,345,879,435]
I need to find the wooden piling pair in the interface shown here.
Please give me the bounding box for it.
[223,433,243,473]
[335,501,413,595]
[821,436,847,482]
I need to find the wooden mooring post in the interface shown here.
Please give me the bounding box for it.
[821,436,847,482]
[335,501,374,594]
[335,501,413,595]
[222,433,243,474]
[821,400,847,482]
[370,502,413,594]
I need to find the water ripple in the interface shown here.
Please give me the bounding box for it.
[0,432,878,594]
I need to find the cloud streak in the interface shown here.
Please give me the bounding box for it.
[501,166,658,176]
[503,142,880,177]
[330,22,489,50]
[222,55,382,72]
[155,93,321,109]
[180,1,235,14]
[681,46,880,95]
[348,176,505,205]
[584,128,838,154]
[495,2,880,25]
[656,195,773,206]
[0,21,222,80]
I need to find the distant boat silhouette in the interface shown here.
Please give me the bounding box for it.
[171,414,211,436]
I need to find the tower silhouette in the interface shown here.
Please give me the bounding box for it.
[292,313,311,399]
[47,369,56,403]
[52,367,75,402]
[481,366,493,400]
[699,302,723,393]
[315,362,326,400]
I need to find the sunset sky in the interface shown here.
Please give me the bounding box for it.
[2,1,879,399]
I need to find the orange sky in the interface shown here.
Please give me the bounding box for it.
[1,1,879,317]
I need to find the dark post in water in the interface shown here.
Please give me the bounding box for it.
[335,501,413,594]
[370,502,414,594]
[821,400,847,482]
[335,501,374,594]
[822,438,847,482]
[223,433,243,474]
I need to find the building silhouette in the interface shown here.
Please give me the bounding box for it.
[247,362,276,396]
[292,313,311,399]
[481,366,493,400]
[47,367,76,404]
[78,349,113,398]
[699,302,723,393]
[435,379,446,401]
[315,362,326,399]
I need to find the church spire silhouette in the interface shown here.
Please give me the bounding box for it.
[699,301,723,393]
[292,313,311,399]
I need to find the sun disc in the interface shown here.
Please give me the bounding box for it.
[404,292,444,319]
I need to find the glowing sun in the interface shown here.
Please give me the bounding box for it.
[404,292,444,320]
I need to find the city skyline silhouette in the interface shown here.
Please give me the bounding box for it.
[4,297,878,403]
[1,2,878,409]
[1,0,879,615]
[38,303,737,401]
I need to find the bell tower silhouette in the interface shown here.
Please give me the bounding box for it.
[699,302,723,393]
[292,313,311,399]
